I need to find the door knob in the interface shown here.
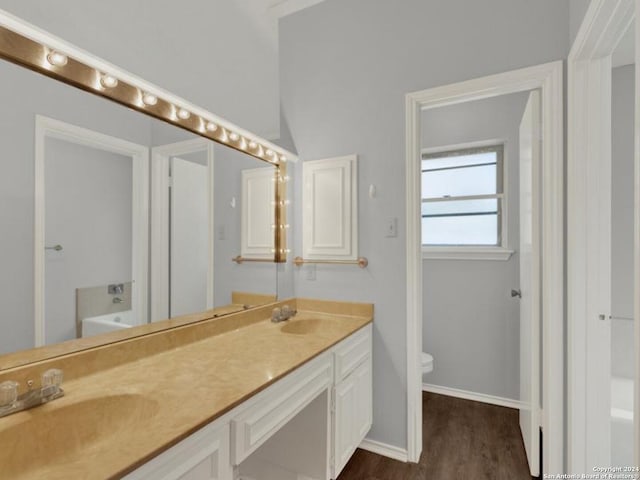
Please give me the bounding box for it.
[511,289,522,298]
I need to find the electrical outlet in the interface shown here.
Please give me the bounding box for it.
[385,217,397,237]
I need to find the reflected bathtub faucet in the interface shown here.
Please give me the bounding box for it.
[108,284,124,295]
[0,369,64,418]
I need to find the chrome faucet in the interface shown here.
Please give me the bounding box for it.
[0,368,64,418]
[271,305,297,323]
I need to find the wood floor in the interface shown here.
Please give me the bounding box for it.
[337,392,532,480]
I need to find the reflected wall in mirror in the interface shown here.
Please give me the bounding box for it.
[0,53,277,361]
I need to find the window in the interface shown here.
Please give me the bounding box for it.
[422,143,510,258]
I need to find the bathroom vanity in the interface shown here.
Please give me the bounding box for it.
[0,299,372,480]
[0,12,373,480]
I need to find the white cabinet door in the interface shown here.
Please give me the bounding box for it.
[302,155,358,260]
[124,422,232,480]
[332,355,372,479]
[241,166,275,259]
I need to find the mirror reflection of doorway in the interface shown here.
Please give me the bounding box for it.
[169,151,210,318]
[150,139,214,323]
[35,116,149,346]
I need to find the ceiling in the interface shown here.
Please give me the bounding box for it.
[267,0,328,18]
[234,0,328,49]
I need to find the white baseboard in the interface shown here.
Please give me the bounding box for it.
[359,438,408,463]
[422,383,524,410]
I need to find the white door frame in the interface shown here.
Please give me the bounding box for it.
[34,115,149,346]
[567,0,638,471]
[150,138,215,322]
[405,61,564,470]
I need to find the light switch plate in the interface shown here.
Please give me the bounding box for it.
[385,217,398,237]
[306,264,317,281]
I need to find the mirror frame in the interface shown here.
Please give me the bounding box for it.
[0,9,293,370]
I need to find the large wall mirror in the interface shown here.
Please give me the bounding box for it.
[0,15,292,369]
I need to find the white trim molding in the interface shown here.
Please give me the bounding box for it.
[422,246,514,261]
[359,438,408,463]
[34,115,149,345]
[422,384,524,410]
[567,0,638,471]
[405,61,564,469]
[150,138,215,322]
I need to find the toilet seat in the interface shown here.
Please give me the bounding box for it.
[421,352,434,374]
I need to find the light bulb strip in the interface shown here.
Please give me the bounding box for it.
[0,23,295,167]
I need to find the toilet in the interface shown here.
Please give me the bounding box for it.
[421,352,434,374]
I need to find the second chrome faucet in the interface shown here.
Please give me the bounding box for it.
[271,305,297,323]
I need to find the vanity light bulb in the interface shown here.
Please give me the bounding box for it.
[206,122,218,132]
[142,93,158,106]
[177,108,191,120]
[100,74,118,88]
[47,51,68,67]
[229,132,240,141]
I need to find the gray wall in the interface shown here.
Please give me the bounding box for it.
[421,92,529,401]
[570,0,592,47]
[0,60,150,355]
[0,0,280,138]
[280,0,569,449]
[611,65,635,380]
[44,139,133,344]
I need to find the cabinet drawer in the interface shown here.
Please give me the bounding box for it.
[232,353,333,464]
[334,324,372,383]
[124,421,231,480]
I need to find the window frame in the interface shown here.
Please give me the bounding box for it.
[420,139,514,261]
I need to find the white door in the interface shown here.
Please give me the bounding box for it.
[518,89,541,476]
[170,156,209,317]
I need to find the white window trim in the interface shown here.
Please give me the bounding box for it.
[420,139,513,261]
[422,246,514,261]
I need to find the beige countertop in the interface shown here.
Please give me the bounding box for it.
[0,298,373,480]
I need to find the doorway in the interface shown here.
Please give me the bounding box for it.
[405,61,564,472]
[150,138,215,321]
[567,0,639,470]
[418,89,541,475]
